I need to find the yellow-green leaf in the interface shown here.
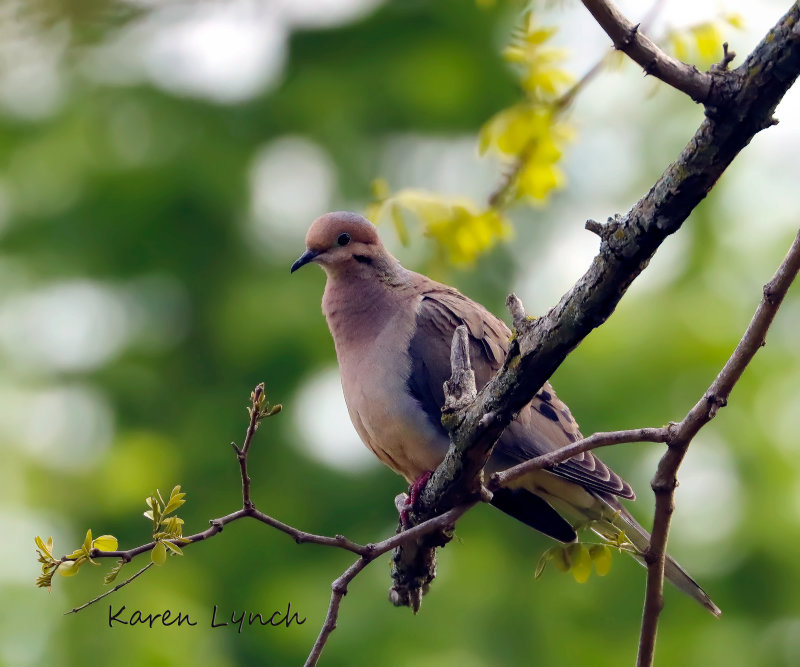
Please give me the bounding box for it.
[35,536,54,559]
[567,544,592,583]
[552,547,570,573]
[151,541,167,565]
[590,545,613,576]
[535,548,556,579]
[92,535,118,552]
[163,541,183,556]
[56,560,81,577]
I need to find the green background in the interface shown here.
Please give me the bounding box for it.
[3,1,800,665]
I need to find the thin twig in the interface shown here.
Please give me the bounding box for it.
[305,505,471,667]
[236,382,265,509]
[581,0,714,103]
[489,428,667,490]
[64,563,154,614]
[305,558,370,667]
[637,228,800,667]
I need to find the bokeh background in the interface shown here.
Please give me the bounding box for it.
[3,0,800,665]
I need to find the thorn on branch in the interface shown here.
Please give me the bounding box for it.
[619,22,640,49]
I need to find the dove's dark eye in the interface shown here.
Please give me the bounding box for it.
[337,233,351,246]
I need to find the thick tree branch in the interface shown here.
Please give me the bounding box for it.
[389,327,487,611]
[450,1,800,503]
[580,0,715,102]
[636,227,800,666]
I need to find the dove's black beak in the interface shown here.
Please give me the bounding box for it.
[291,249,320,273]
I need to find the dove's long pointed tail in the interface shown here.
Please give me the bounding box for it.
[600,500,721,617]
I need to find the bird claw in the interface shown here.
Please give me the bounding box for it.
[409,471,433,508]
[397,471,433,528]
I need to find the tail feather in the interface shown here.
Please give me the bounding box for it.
[597,499,721,617]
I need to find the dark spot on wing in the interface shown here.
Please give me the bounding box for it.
[537,390,552,402]
[538,402,559,422]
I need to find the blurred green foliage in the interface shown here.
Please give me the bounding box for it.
[4,1,800,666]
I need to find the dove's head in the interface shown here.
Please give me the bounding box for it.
[291,211,389,276]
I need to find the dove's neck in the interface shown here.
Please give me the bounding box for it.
[321,257,413,352]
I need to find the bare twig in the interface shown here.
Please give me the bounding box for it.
[306,505,471,667]
[233,382,266,509]
[580,0,714,103]
[64,563,154,615]
[637,228,800,666]
[489,428,667,490]
[305,558,370,667]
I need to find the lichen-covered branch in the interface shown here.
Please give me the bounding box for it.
[389,326,486,611]
[450,0,800,499]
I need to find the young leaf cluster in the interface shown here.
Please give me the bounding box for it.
[34,531,119,589]
[366,12,573,268]
[248,382,282,427]
[367,181,512,268]
[480,15,574,206]
[534,522,636,584]
[144,486,188,565]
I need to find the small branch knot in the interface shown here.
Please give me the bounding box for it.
[443,325,477,411]
[650,476,678,495]
[706,393,727,418]
[763,281,779,304]
[664,421,681,443]
[594,214,630,258]
[711,42,736,72]
[585,219,604,236]
[506,293,532,335]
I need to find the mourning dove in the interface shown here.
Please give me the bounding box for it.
[292,211,720,616]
